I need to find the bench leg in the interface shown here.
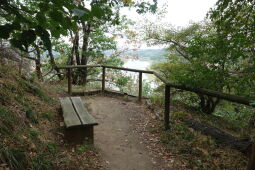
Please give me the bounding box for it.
[65,126,94,144]
[85,126,94,144]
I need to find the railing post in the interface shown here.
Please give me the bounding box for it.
[138,72,142,102]
[67,68,72,95]
[102,66,105,92]
[164,84,170,130]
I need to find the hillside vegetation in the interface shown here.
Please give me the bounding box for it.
[0,65,103,169]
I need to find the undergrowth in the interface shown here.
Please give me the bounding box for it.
[147,90,250,169]
[0,65,103,170]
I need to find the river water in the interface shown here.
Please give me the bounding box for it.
[123,59,151,70]
[123,59,153,82]
[123,59,157,89]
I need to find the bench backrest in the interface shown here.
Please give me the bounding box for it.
[60,97,98,128]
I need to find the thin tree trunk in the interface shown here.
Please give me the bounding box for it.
[48,49,62,80]
[184,119,252,154]
[72,31,80,83]
[68,31,75,66]
[74,32,80,65]
[19,53,23,76]
[80,22,91,84]
[35,45,43,81]
[199,94,220,114]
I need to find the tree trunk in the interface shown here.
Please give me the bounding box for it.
[68,35,75,66]
[80,22,91,85]
[74,32,80,65]
[48,49,62,80]
[184,119,252,154]
[199,94,220,114]
[35,45,43,81]
[68,32,76,82]
[71,31,81,84]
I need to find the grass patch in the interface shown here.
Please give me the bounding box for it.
[0,106,14,125]
[157,110,248,169]
[0,106,15,135]
[0,89,12,105]
[76,144,94,155]
[47,143,59,155]
[31,154,52,170]
[0,147,28,170]
[40,112,53,121]
[26,109,38,124]
[18,79,53,102]
[29,128,41,140]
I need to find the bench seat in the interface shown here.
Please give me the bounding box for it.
[60,97,98,144]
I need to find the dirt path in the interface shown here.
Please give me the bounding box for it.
[82,95,161,170]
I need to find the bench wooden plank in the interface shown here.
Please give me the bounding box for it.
[60,97,81,128]
[70,97,98,126]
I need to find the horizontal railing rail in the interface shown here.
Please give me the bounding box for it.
[57,65,102,69]
[57,65,255,130]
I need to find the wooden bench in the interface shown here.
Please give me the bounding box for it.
[60,97,98,144]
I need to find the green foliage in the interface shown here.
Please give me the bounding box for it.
[208,0,255,97]
[0,0,78,51]
[150,23,230,91]
[142,81,153,97]
[214,104,255,136]
[0,0,157,52]
[172,91,201,109]
[209,0,255,62]
[1,0,158,84]
[115,75,131,92]
[148,20,255,114]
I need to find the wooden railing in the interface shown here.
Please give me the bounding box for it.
[58,64,255,169]
[57,65,255,130]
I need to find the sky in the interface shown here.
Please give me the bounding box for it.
[119,0,218,49]
[122,0,217,27]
